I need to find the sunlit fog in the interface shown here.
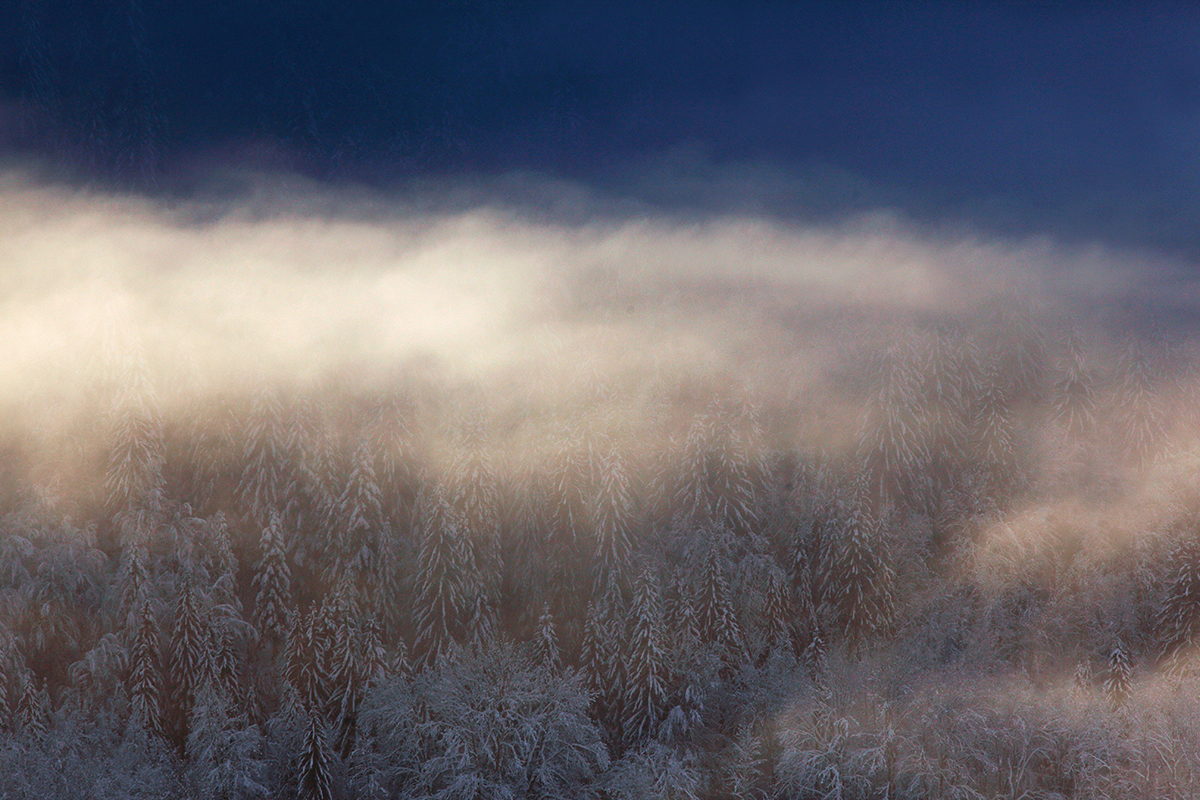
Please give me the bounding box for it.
[2,159,1200,798]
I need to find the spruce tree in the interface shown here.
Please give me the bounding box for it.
[129,599,163,737]
[709,402,761,537]
[803,627,828,682]
[1158,533,1200,663]
[759,568,795,662]
[15,673,49,742]
[975,356,1018,493]
[858,343,928,512]
[581,577,625,735]
[253,511,292,645]
[1115,338,1163,466]
[296,713,334,800]
[834,498,896,659]
[695,534,744,671]
[238,384,293,527]
[1104,639,1132,710]
[329,438,384,586]
[169,582,209,744]
[1052,331,1096,440]
[623,565,668,744]
[592,450,634,590]
[106,363,166,510]
[412,494,478,667]
[533,602,561,672]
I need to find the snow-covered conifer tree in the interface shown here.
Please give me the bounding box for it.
[327,438,384,586]
[1115,338,1163,466]
[446,421,502,627]
[253,511,292,646]
[919,327,974,478]
[412,492,479,667]
[582,577,626,734]
[759,567,796,662]
[592,450,635,590]
[672,404,761,535]
[709,400,762,537]
[295,400,340,545]
[832,497,896,659]
[1158,533,1200,663]
[622,565,668,743]
[360,614,388,690]
[237,385,294,528]
[169,582,209,743]
[533,602,561,672]
[975,355,1019,493]
[802,627,828,682]
[186,677,268,799]
[105,361,166,511]
[129,599,163,737]
[15,673,49,742]
[1052,331,1097,440]
[296,713,334,800]
[695,533,744,672]
[1104,639,1132,710]
[858,343,928,512]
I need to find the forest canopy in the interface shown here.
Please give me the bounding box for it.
[2,172,1200,798]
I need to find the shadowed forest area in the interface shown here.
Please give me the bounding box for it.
[5,187,1200,799]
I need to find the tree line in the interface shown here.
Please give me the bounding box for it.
[4,318,1200,798]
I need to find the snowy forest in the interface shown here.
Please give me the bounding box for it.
[7,198,1200,800]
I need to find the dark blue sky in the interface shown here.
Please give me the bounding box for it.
[3,2,1200,254]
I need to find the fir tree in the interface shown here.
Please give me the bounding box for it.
[360,614,388,690]
[919,327,973,487]
[1104,639,1132,711]
[709,401,762,537]
[116,543,151,632]
[582,577,626,735]
[547,425,605,612]
[1158,533,1200,663]
[296,400,341,549]
[106,362,166,510]
[285,609,324,715]
[858,343,928,512]
[169,582,209,744]
[975,356,1018,492]
[296,713,334,800]
[759,567,796,662]
[1052,331,1096,440]
[446,421,502,591]
[672,415,714,527]
[533,602,561,672]
[129,598,163,737]
[592,450,635,590]
[1115,338,1163,466]
[15,673,49,742]
[665,575,700,668]
[412,492,479,667]
[328,438,384,586]
[200,511,239,587]
[1072,655,1094,697]
[253,511,292,646]
[623,565,668,744]
[238,385,293,527]
[186,677,269,799]
[673,405,761,534]
[833,498,896,659]
[695,534,744,672]
[802,627,828,682]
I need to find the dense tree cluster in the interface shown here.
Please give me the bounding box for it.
[3,318,1200,798]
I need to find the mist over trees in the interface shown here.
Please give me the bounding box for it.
[5,279,1200,800]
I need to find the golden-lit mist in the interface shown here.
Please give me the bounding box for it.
[9,167,1200,797]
